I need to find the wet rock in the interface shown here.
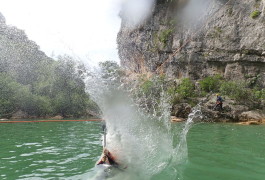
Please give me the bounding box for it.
[171,116,185,122]
[171,103,192,118]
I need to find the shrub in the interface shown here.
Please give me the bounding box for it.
[199,75,223,93]
[219,81,253,101]
[176,78,195,99]
[140,80,154,94]
[253,89,265,100]
[250,10,261,19]
[158,29,173,48]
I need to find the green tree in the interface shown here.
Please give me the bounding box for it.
[0,74,19,117]
[176,78,195,99]
[199,75,223,92]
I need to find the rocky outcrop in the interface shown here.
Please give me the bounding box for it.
[238,110,265,122]
[117,0,265,87]
[198,94,264,123]
[171,103,192,118]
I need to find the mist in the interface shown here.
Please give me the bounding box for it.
[180,0,224,28]
[121,0,155,28]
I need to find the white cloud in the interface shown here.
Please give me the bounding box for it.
[0,0,122,64]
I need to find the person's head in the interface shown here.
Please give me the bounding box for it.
[216,93,220,97]
[103,148,109,155]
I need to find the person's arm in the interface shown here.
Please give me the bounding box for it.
[96,154,106,165]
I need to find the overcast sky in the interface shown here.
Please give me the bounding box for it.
[0,0,122,65]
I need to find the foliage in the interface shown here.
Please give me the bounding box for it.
[0,20,99,119]
[250,10,261,19]
[0,74,20,117]
[0,56,99,118]
[219,81,254,102]
[253,88,265,100]
[140,80,154,94]
[138,75,166,95]
[199,74,223,93]
[99,61,124,80]
[158,29,173,48]
[152,28,174,51]
[176,78,195,99]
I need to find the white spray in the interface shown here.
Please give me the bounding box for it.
[121,0,155,28]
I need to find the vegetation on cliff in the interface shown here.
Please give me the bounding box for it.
[0,15,98,119]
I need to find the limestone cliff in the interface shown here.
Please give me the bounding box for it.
[117,0,265,87]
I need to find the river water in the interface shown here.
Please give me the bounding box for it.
[0,121,264,180]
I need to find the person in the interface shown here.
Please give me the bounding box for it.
[215,94,223,110]
[96,148,119,166]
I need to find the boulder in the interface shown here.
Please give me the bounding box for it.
[238,110,265,122]
[172,103,192,118]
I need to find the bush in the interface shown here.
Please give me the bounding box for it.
[253,89,265,100]
[219,81,253,101]
[15,86,52,116]
[159,29,173,45]
[176,78,195,99]
[0,74,21,117]
[250,10,261,19]
[140,80,154,94]
[199,75,223,93]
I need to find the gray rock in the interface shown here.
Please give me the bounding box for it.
[172,103,192,118]
[238,110,265,122]
[117,0,265,87]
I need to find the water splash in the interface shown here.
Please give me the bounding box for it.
[120,0,155,29]
[172,104,203,164]
[85,65,202,179]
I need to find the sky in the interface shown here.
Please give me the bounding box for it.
[0,0,122,65]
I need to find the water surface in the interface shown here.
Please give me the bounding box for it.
[0,121,264,180]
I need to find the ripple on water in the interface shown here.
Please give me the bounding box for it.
[1,156,16,160]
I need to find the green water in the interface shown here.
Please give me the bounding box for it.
[0,122,264,180]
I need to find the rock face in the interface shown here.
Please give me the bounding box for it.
[117,0,265,87]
